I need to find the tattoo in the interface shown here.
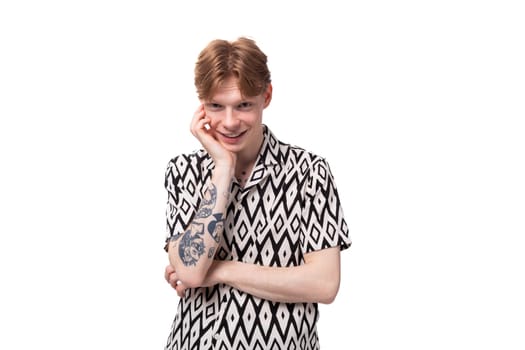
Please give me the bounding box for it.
[195,184,217,218]
[178,222,206,266]
[207,213,224,243]
[169,232,182,243]
[172,185,223,266]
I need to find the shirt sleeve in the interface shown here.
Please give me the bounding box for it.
[164,154,202,251]
[300,157,351,254]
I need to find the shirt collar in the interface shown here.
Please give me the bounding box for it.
[255,124,282,168]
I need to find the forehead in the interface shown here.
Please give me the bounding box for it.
[209,77,253,103]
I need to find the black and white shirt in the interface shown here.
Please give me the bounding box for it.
[164,126,351,350]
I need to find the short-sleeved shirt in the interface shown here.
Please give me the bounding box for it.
[164,126,351,350]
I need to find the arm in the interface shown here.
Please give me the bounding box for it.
[207,247,341,304]
[166,247,341,303]
[166,106,235,288]
[166,167,232,288]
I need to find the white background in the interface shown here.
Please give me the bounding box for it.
[1,1,524,349]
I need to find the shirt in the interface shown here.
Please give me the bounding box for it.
[164,125,351,350]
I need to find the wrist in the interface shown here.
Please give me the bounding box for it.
[213,163,235,177]
[215,260,234,285]
[212,260,230,284]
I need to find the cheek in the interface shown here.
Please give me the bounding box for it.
[246,112,263,125]
[204,112,219,127]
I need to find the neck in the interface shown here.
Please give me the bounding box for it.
[235,158,255,176]
[236,126,264,172]
[234,143,260,183]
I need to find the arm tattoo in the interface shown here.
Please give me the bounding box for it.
[207,213,224,243]
[178,222,206,266]
[169,232,182,243]
[195,184,217,218]
[174,184,225,266]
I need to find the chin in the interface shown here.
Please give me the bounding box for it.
[221,143,243,154]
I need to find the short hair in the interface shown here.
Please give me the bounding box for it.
[194,37,272,100]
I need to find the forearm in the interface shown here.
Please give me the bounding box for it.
[168,166,233,287]
[213,247,341,304]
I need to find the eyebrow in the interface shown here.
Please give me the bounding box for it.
[206,98,256,105]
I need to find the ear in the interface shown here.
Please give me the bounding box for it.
[263,83,273,108]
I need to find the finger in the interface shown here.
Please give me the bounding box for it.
[191,116,211,138]
[176,283,187,298]
[190,106,207,135]
[168,271,179,287]
[164,264,175,282]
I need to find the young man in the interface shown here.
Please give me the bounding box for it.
[164,37,351,350]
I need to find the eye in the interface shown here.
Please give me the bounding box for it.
[206,103,223,111]
[237,102,253,109]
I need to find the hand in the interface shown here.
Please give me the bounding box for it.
[164,264,187,298]
[190,105,236,169]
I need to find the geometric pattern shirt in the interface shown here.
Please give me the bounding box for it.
[164,126,351,350]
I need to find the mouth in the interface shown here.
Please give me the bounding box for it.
[219,130,247,143]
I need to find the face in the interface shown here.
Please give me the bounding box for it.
[203,76,272,161]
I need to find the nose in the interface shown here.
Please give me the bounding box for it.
[222,108,239,129]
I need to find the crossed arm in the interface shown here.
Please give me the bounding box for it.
[165,246,341,305]
[166,163,342,304]
[166,165,233,288]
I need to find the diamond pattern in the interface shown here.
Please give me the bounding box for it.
[164,126,351,349]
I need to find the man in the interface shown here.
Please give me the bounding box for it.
[164,37,351,349]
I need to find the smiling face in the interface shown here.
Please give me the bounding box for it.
[203,76,272,164]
